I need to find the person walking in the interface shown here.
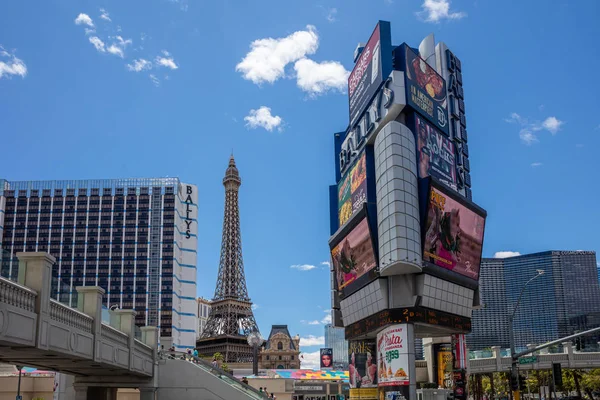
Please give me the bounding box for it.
[211,358,218,368]
[242,377,249,385]
[192,348,198,358]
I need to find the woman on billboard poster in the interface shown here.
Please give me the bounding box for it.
[349,352,362,388]
[424,205,461,269]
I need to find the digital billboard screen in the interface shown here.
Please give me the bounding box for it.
[338,152,367,226]
[377,324,409,386]
[415,114,457,190]
[435,343,454,389]
[331,215,377,292]
[422,182,486,281]
[348,21,392,129]
[320,348,333,369]
[404,45,449,135]
[348,339,377,388]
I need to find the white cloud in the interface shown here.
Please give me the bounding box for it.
[294,58,349,96]
[321,313,332,325]
[507,112,564,144]
[326,8,337,22]
[127,58,152,72]
[99,8,111,22]
[88,36,106,53]
[244,106,283,132]
[107,44,124,58]
[541,116,564,134]
[299,335,325,347]
[307,320,321,325]
[494,251,521,259]
[300,350,320,369]
[75,13,94,28]
[0,46,27,79]
[84,28,95,35]
[321,261,330,268]
[236,25,318,85]
[419,0,466,23]
[251,304,259,311]
[155,54,178,70]
[290,264,316,271]
[149,74,160,87]
[531,162,543,168]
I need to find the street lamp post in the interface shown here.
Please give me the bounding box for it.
[247,331,264,377]
[509,269,545,400]
[16,365,23,400]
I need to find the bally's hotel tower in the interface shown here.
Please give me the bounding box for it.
[0,178,198,349]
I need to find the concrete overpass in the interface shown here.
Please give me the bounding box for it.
[0,252,267,400]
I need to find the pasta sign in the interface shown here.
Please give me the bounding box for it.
[377,324,410,386]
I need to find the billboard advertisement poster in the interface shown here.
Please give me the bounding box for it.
[435,343,454,389]
[331,216,377,290]
[338,153,367,226]
[423,184,485,280]
[415,114,457,190]
[320,348,334,369]
[380,387,410,400]
[405,45,449,135]
[377,325,410,386]
[348,21,392,129]
[349,340,378,388]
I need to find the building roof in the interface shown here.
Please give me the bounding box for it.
[265,325,297,350]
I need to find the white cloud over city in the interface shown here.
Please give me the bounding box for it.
[236,25,318,84]
[419,0,466,23]
[506,112,565,145]
[244,106,283,132]
[0,46,27,79]
[531,162,543,168]
[75,13,94,28]
[294,58,349,96]
[299,335,325,346]
[290,264,317,271]
[494,251,521,259]
[300,350,320,369]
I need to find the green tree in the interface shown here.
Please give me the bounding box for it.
[213,352,224,361]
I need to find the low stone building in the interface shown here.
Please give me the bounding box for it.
[259,325,301,369]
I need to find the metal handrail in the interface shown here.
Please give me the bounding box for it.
[161,351,265,399]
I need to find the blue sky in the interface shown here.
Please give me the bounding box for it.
[2,0,600,368]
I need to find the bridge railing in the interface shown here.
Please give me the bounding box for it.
[49,299,93,333]
[0,276,37,312]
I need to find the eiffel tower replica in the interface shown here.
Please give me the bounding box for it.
[197,155,260,363]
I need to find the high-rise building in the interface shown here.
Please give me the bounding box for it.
[324,324,348,369]
[0,178,198,349]
[468,251,600,350]
[196,297,212,339]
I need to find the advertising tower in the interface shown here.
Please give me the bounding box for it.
[328,22,486,400]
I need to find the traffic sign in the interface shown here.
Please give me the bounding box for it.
[518,356,537,364]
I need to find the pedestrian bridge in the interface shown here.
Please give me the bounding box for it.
[0,252,266,400]
[467,345,600,374]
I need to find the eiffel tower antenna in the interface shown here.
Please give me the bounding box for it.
[197,155,259,362]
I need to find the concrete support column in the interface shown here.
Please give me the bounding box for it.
[73,385,88,400]
[406,324,417,400]
[140,388,157,400]
[16,252,55,314]
[562,341,574,367]
[141,326,160,358]
[423,338,435,384]
[491,346,502,371]
[111,309,137,370]
[76,286,105,335]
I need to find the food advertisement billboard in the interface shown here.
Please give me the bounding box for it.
[348,339,377,388]
[415,114,457,190]
[320,348,333,369]
[423,183,486,281]
[404,45,449,135]
[435,344,454,389]
[377,325,410,386]
[331,216,377,291]
[348,21,392,129]
[338,153,367,226]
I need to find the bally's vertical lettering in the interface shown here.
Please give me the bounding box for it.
[184,185,193,238]
[446,49,472,201]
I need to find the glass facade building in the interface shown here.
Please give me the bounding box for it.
[468,251,600,351]
[324,324,348,369]
[0,178,198,349]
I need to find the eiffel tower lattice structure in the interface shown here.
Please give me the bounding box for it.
[196,155,260,363]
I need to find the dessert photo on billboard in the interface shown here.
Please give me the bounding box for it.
[403,45,449,135]
[348,340,378,388]
[377,325,410,386]
[415,114,457,190]
[338,153,367,226]
[422,181,486,280]
[320,348,333,369]
[331,215,377,290]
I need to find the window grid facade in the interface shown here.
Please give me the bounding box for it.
[0,178,198,348]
